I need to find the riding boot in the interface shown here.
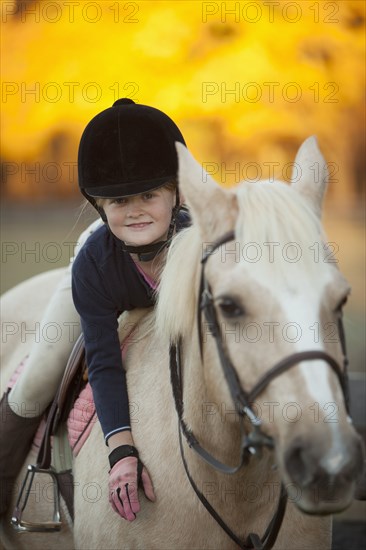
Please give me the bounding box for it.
[0,391,42,516]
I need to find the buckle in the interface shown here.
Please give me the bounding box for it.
[11,464,62,532]
[200,288,213,310]
[242,406,262,427]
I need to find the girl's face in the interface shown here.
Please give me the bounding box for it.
[103,187,175,247]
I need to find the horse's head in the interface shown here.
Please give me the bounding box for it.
[163,138,364,515]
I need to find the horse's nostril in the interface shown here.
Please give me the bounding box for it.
[285,441,317,487]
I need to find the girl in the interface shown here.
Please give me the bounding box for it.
[0,98,190,520]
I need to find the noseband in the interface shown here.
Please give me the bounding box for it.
[169,229,350,550]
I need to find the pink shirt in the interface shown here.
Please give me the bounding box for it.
[134,262,158,290]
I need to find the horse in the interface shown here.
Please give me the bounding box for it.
[0,137,363,550]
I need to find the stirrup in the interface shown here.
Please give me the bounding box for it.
[11,464,61,532]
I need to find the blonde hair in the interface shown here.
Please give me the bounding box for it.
[95,180,177,208]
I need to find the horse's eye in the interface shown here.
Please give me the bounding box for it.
[217,297,244,318]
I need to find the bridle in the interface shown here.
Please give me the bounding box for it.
[169,229,350,550]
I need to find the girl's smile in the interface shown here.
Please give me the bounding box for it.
[126,222,153,230]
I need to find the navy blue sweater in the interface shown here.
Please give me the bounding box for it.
[72,210,190,443]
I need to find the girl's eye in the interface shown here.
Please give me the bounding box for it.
[143,193,154,200]
[112,198,126,205]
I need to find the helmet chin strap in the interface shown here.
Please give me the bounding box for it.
[122,240,170,262]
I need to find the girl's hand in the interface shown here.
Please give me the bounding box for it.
[108,447,155,521]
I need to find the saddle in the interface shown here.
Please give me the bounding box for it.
[12,334,87,532]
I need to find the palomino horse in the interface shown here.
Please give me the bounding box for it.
[1,137,363,549]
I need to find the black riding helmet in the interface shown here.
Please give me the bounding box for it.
[78,97,186,261]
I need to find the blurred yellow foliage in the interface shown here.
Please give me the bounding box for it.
[0,0,365,207]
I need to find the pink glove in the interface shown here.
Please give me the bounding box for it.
[108,446,155,521]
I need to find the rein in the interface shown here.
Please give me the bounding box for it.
[169,230,350,550]
[170,342,287,550]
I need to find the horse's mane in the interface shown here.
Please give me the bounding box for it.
[155,226,202,341]
[156,180,327,341]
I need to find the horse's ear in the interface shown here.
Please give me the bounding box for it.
[175,142,237,236]
[291,136,328,218]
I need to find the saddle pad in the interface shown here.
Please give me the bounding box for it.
[7,356,26,390]
[67,382,95,457]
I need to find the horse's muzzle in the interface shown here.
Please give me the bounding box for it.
[283,429,365,514]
